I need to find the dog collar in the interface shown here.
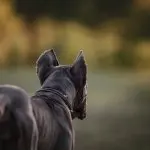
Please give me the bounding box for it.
[34,87,73,112]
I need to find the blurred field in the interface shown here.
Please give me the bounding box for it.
[1,68,150,150]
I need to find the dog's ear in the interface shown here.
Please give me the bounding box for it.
[71,50,87,86]
[36,49,59,85]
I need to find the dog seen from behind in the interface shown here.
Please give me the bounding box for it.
[0,49,88,150]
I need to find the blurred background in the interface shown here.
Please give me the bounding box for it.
[1,0,150,149]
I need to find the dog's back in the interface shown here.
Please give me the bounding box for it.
[0,85,38,150]
[31,96,57,150]
[0,91,18,150]
[31,92,73,150]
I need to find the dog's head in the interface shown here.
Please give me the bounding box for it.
[36,49,87,120]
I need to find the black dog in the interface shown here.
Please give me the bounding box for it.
[0,85,38,150]
[0,49,87,150]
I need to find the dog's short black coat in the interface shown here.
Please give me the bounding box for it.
[0,49,87,150]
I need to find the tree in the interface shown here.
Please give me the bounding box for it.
[76,0,133,27]
[13,0,76,65]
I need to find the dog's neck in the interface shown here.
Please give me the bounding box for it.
[40,77,76,110]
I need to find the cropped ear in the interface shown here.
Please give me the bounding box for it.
[36,49,59,85]
[71,50,87,86]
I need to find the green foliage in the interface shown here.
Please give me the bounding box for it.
[122,9,150,41]
[13,0,133,26]
[13,0,76,22]
[113,49,136,68]
[77,0,132,27]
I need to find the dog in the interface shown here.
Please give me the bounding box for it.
[0,49,87,150]
[0,85,38,150]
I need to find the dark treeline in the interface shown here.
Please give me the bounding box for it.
[13,0,150,37]
[13,0,132,26]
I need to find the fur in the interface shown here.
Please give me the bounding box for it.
[0,49,87,150]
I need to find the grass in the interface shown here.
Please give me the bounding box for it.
[1,68,150,150]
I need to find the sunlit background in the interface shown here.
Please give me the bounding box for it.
[1,0,150,150]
